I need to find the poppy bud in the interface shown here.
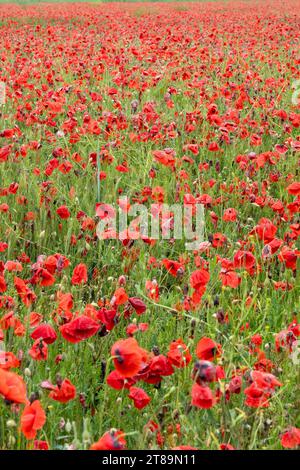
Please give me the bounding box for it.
[176,267,184,277]
[56,374,63,387]
[6,419,16,428]
[82,430,91,444]
[100,361,106,383]
[79,392,87,408]
[118,275,126,286]
[215,309,226,324]
[29,391,40,403]
[190,319,196,337]
[65,420,72,433]
[131,100,139,113]
[8,436,16,447]
[82,419,91,444]
[149,168,156,178]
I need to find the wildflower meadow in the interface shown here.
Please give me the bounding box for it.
[0,0,299,453]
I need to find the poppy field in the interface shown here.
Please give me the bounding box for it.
[0,0,300,452]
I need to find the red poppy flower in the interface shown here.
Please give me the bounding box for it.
[228,376,242,394]
[167,339,192,368]
[244,370,281,408]
[281,427,300,449]
[29,339,48,361]
[97,308,118,331]
[106,370,137,390]
[14,277,36,306]
[90,430,126,450]
[0,369,27,403]
[212,233,227,248]
[244,382,270,408]
[111,288,128,306]
[49,378,76,403]
[21,400,46,440]
[223,208,237,222]
[252,218,277,243]
[128,297,147,315]
[57,291,73,312]
[191,383,215,409]
[220,443,236,450]
[56,205,70,219]
[219,269,241,288]
[31,268,56,287]
[4,261,22,272]
[128,386,151,409]
[28,312,43,328]
[153,149,176,169]
[30,323,57,344]
[233,250,256,271]
[0,243,8,253]
[287,182,300,196]
[145,279,159,300]
[162,259,184,277]
[71,263,88,285]
[196,337,222,361]
[139,354,174,384]
[95,203,116,220]
[190,269,210,290]
[111,337,147,378]
[34,440,49,451]
[251,370,282,390]
[0,351,20,370]
[278,246,300,271]
[126,322,148,337]
[172,445,198,450]
[0,276,7,293]
[60,315,100,343]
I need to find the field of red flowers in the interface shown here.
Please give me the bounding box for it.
[0,0,299,451]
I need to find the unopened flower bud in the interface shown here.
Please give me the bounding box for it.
[65,420,72,433]
[6,419,16,428]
